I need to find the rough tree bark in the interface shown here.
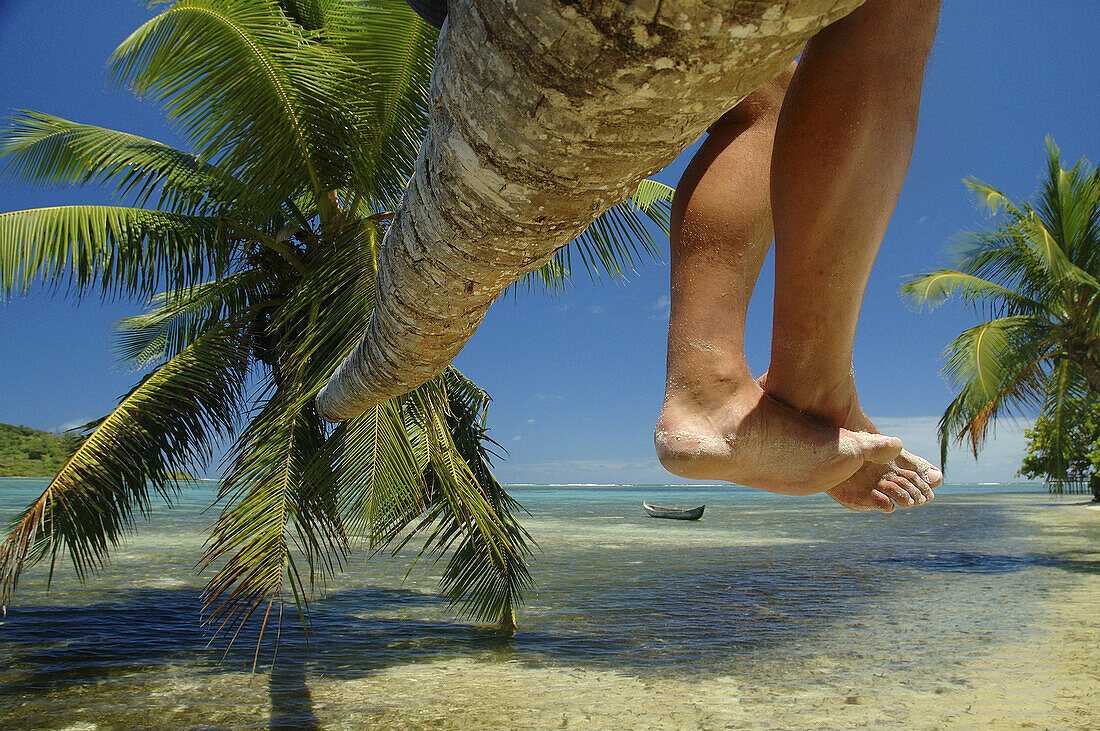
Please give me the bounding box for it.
[318,0,866,422]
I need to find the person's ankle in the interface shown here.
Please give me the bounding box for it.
[759,370,863,428]
[662,361,757,413]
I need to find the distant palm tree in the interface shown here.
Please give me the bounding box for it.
[0,0,671,657]
[902,140,1100,478]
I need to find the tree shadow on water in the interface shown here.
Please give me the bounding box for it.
[0,564,873,725]
[6,539,1088,726]
[0,586,487,728]
[877,549,1100,576]
[875,551,1059,573]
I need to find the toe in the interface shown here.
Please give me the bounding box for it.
[893,468,929,505]
[900,466,936,503]
[869,489,895,513]
[924,466,943,489]
[849,431,904,464]
[880,479,915,507]
[901,451,944,489]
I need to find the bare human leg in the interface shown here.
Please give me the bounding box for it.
[765,0,944,511]
[654,65,903,497]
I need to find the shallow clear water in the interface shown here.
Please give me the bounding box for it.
[0,479,1097,729]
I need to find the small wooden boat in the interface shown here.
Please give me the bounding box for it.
[643,502,705,521]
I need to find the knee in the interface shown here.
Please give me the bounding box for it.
[709,60,796,134]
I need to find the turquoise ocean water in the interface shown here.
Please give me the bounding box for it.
[0,478,1096,729]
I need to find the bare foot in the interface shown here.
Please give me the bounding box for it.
[826,448,942,512]
[759,374,943,512]
[655,378,902,496]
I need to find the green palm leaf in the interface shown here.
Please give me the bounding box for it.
[113,268,271,368]
[200,382,339,657]
[964,177,1024,218]
[0,205,229,298]
[941,315,1053,400]
[522,179,674,292]
[901,269,1043,315]
[431,368,533,629]
[325,0,436,211]
[109,0,358,212]
[196,216,386,650]
[948,226,1050,300]
[333,397,428,547]
[397,379,532,628]
[0,325,250,607]
[1035,139,1100,269]
[0,111,249,215]
[1039,359,1090,481]
[278,0,334,29]
[937,352,1050,468]
[1020,212,1100,293]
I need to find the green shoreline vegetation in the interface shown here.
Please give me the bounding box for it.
[0,423,73,477]
[0,424,196,480]
[903,141,1100,499]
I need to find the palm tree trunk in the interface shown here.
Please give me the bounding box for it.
[318,0,865,421]
[1080,355,1100,394]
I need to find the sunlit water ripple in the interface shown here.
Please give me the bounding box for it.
[0,479,1096,729]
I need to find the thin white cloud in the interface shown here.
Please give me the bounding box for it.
[54,417,91,433]
[496,457,689,485]
[526,418,536,424]
[650,294,672,321]
[511,435,522,443]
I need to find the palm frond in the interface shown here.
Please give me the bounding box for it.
[947,225,1050,300]
[199,383,340,660]
[286,216,425,550]
[113,268,271,368]
[901,269,1043,316]
[0,111,250,215]
[271,218,380,390]
[1038,359,1091,481]
[198,216,382,655]
[278,0,335,29]
[520,179,674,292]
[631,179,676,221]
[388,379,531,628]
[964,177,1024,217]
[937,355,1050,470]
[109,0,360,211]
[325,0,436,211]
[0,325,250,607]
[0,205,229,298]
[1032,139,1100,273]
[941,315,1053,400]
[936,316,1054,468]
[432,367,534,629]
[332,397,428,548]
[1019,212,1100,293]
[566,186,670,280]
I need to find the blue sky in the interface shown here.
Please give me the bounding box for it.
[1,1,1097,484]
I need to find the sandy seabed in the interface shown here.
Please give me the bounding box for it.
[3,485,1097,730]
[48,573,1098,730]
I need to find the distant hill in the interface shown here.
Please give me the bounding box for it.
[0,423,75,477]
[0,424,199,480]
